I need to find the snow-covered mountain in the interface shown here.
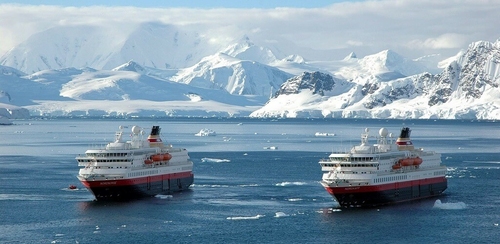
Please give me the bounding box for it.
[0,23,222,73]
[0,22,499,120]
[221,36,284,65]
[172,52,292,96]
[0,66,32,119]
[251,39,500,119]
[0,63,268,118]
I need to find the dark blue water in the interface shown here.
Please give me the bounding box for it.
[1,119,499,243]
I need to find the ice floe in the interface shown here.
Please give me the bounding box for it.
[201,158,230,163]
[155,194,173,199]
[433,199,467,210]
[275,181,307,186]
[226,214,265,220]
[274,212,289,218]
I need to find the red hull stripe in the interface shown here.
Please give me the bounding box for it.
[325,176,447,194]
[80,171,193,188]
[396,141,412,145]
[148,138,162,142]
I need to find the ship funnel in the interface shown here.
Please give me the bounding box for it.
[396,127,414,150]
[147,125,164,147]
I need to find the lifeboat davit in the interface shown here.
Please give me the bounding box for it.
[144,159,154,164]
[413,157,423,165]
[399,158,414,166]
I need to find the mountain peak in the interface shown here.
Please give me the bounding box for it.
[221,36,278,64]
[359,49,426,76]
[467,39,498,51]
[112,60,146,73]
[283,54,305,64]
[343,52,357,60]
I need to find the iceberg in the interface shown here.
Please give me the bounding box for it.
[195,128,217,136]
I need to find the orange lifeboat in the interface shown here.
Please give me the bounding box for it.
[399,158,414,166]
[413,157,423,165]
[151,154,162,161]
[144,159,154,164]
[162,153,172,161]
[392,163,402,170]
[151,153,172,162]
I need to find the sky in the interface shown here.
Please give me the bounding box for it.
[0,0,347,8]
[0,0,499,60]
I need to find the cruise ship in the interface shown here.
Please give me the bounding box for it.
[319,127,447,208]
[77,125,194,200]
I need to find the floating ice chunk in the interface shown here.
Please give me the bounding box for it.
[274,212,289,218]
[155,194,173,199]
[201,158,230,163]
[315,132,335,137]
[275,182,307,186]
[433,199,467,210]
[195,128,216,136]
[318,208,342,214]
[263,146,278,150]
[227,214,265,220]
[239,184,259,187]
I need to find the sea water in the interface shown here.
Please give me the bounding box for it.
[0,118,499,243]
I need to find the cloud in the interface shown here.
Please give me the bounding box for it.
[407,33,467,49]
[346,40,364,47]
[0,1,499,60]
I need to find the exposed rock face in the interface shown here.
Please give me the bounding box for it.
[274,71,337,97]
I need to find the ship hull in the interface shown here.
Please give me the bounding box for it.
[79,171,194,200]
[324,177,447,208]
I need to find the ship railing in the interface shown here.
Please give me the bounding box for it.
[346,181,370,186]
[324,179,370,187]
[81,174,125,181]
[77,161,90,167]
[417,150,437,156]
[164,148,185,153]
[319,158,332,163]
[82,144,107,150]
